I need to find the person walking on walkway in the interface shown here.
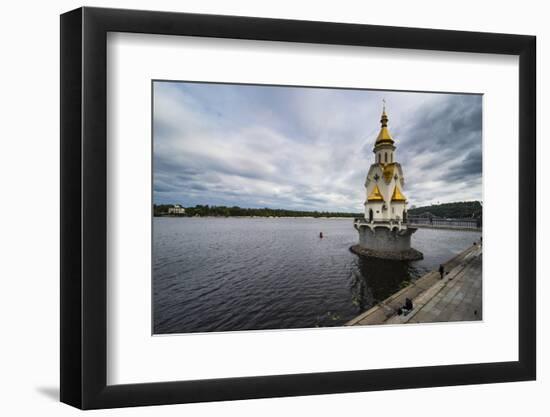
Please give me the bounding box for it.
[438,264,445,279]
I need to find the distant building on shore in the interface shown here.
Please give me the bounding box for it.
[353,105,423,260]
[167,204,186,215]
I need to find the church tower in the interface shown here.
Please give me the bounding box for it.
[353,104,423,260]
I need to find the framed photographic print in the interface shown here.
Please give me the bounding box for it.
[60,6,536,409]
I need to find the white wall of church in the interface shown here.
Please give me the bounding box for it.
[365,168,407,222]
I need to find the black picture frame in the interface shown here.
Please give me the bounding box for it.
[60,6,536,410]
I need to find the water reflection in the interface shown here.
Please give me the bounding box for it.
[350,256,420,311]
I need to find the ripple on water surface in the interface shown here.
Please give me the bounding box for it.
[153,217,481,334]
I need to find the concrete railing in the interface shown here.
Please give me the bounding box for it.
[408,216,481,230]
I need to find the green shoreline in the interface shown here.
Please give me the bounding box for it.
[153,201,482,220]
[155,215,356,219]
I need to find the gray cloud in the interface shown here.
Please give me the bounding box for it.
[153,81,482,210]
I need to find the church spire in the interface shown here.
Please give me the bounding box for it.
[381,99,388,127]
[375,102,395,147]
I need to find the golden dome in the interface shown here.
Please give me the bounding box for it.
[391,185,407,202]
[375,106,395,146]
[367,184,384,202]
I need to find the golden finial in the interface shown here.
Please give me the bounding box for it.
[375,100,394,145]
[380,100,388,127]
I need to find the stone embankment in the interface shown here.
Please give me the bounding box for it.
[346,242,482,326]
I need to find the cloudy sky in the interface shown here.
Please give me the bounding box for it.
[153,81,482,212]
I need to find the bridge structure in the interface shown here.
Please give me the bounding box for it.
[354,216,481,232]
[407,215,482,231]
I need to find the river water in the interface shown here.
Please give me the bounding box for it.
[153,217,481,334]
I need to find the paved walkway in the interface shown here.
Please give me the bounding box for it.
[346,243,482,326]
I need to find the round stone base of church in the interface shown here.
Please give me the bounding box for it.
[353,225,423,260]
[350,244,423,261]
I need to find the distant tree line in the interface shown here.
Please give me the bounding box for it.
[154,204,362,218]
[154,201,482,219]
[408,201,482,219]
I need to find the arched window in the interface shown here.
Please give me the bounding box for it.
[378,153,381,163]
[385,153,388,163]
[390,153,393,163]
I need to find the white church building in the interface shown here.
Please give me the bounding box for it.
[352,106,423,260]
